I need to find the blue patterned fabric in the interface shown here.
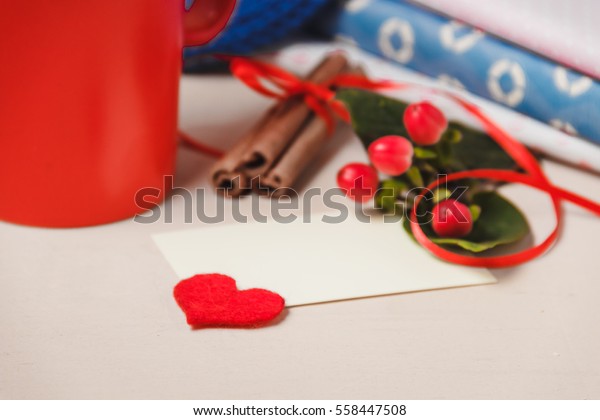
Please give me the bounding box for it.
[317,0,600,144]
[185,0,330,56]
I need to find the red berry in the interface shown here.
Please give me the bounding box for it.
[403,101,448,146]
[337,163,379,202]
[432,199,473,238]
[368,135,414,176]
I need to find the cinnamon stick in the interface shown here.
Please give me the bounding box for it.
[259,115,329,197]
[209,106,278,196]
[260,65,366,197]
[209,53,352,198]
[238,53,349,178]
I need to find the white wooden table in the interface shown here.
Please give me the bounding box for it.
[1,73,599,399]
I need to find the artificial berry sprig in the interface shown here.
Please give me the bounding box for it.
[403,101,448,146]
[431,199,473,238]
[336,94,532,253]
[337,162,379,202]
[368,135,413,176]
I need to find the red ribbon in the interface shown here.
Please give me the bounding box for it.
[405,91,600,267]
[230,57,351,133]
[179,130,225,158]
[225,57,600,268]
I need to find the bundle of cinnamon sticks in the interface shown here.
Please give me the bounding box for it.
[210,53,354,198]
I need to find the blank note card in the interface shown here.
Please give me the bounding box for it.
[153,214,495,306]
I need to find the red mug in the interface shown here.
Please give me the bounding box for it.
[0,0,235,227]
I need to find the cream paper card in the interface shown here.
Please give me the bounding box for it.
[153,215,495,306]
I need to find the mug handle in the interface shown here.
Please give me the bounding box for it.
[183,0,236,47]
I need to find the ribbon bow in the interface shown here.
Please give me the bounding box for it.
[230,57,355,133]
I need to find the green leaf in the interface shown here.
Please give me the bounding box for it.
[435,137,453,166]
[374,191,397,213]
[433,188,451,203]
[381,178,408,193]
[405,191,530,253]
[433,192,529,252]
[375,179,407,213]
[442,128,463,144]
[406,166,424,187]
[469,204,481,222]
[414,147,437,159]
[449,124,516,170]
[336,89,409,148]
[336,89,518,170]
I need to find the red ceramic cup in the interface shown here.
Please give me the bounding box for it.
[0,0,235,227]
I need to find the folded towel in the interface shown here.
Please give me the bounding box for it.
[316,0,600,145]
[411,0,600,79]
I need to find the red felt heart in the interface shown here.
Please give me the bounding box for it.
[173,274,285,327]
